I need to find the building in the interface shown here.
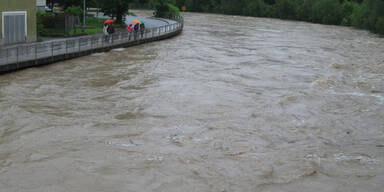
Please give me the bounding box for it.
[0,0,37,46]
[36,0,46,12]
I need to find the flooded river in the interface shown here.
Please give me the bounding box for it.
[1,11,384,192]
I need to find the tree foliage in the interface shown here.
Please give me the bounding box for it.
[150,0,180,18]
[99,0,133,24]
[173,0,384,35]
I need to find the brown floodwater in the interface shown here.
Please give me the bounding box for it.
[0,11,384,192]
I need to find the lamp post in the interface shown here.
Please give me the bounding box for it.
[82,0,86,32]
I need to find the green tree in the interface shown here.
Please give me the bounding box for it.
[311,0,342,25]
[219,0,245,15]
[65,6,83,16]
[150,0,179,18]
[243,0,269,17]
[100,0,133,24]
[375,17,384,34]
[340,1,358,26]
[272,0,297,19]
[295,0,314,22]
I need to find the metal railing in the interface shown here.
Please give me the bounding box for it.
[0,15,183,66]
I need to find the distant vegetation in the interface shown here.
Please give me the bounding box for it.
[47,0,180,24]
[37,11,104,37]
[173,0,384,35]
[149,0,180,18]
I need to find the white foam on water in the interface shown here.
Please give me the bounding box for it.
[328,91,384,104]
[112,48,125,52]
[90,52,106,56]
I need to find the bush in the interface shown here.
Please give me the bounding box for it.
[350,2,367,28]
[272,0,297,20]
[219,0,245,15]
[375,17,384,34]
[37,11,56,28]
[65,6,83,16]
[150,0,180,18]
[295,0,315,22]
[36,12,45,36]
[167,4,181,18]
[243,0,268,17]
[341,1,357,26]
[310,0,342,25]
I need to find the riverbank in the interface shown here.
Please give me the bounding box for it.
[0,15,183,74]
[180,0,384,36]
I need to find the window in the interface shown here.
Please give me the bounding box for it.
[2,11,27,44]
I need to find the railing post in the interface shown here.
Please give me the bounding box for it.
[6,48,8,64]
[16,47,19,64]
[66,40,68,54]
[51,41,54,61]
[35,43,37,60]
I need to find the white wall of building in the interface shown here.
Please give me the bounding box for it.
[36,0,46,7]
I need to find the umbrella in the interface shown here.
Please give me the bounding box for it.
[104,19,114,24]
[126,24,133,32]
[140,20,145,24]
[131,19,142,24]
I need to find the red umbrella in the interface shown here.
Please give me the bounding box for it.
[104,19,114,24]
[127,24,133,32]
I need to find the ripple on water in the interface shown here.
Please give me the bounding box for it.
[0,10,383,192]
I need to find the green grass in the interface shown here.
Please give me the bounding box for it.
[41,27,103,37]
[86,17,106,27]
[70,28,103,35]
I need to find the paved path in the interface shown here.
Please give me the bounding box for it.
[1,10,177,50]
[125,15,177,29]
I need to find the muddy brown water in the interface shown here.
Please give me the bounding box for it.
[0,11,384,192]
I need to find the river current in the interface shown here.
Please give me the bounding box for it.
[0,11,383,192]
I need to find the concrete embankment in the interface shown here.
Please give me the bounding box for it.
[0,16,183,74]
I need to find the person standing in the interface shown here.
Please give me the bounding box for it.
[107,24,115,42]
[127,24,133,40]
[103,24,109,42]
[134,23,139,40]
[140,23,145,38]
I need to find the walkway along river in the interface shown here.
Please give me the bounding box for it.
[0,11,383,192]
[0,15,183,74]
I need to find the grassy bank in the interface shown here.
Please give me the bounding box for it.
[37,12,106,37]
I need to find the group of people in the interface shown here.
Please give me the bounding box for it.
[103,22,146,42]
[126,23,145,40]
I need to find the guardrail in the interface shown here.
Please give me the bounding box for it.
[0,15,183,73]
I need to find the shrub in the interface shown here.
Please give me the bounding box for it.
[341,1,358,26]
[37,11,56,28]
[243,0,268,17]
[65,6,83,16]
[295,0,315,22]
[311,0,342,25]
[375,17,384,35]
[167,4,180,18]
[272,0,297,20]
[150,0,180,18]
